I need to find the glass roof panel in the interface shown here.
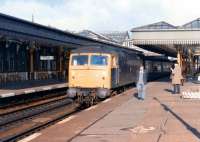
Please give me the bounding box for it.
[132,21,177,31]
[182,18,200,29]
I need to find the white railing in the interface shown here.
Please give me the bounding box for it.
[0,72,28,83]
[0,71,66,85]
[34,71,60,80]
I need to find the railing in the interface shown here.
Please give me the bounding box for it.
[34,71,66,80]
[0,72,28,83]
[0,71,66,88]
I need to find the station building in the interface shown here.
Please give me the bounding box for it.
[1,13,200,88]
[0,13,132,88]
[0,40,68,81]
[125,19,200,76]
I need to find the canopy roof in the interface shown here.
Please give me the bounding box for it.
[129,18,200,57]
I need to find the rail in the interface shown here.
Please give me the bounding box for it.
[0,98,78,142]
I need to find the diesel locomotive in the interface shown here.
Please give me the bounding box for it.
[67,46,172,105]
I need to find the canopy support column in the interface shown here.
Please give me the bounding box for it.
[58,47,64,80]
[29,43,35,80]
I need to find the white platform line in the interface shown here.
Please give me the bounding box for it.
[56,85,67,88]
[0,92,15,98]
[42,87,52,90]
[117,92,126,97]
[58,115,76,124]
[102,98,112,103]
[24,89,36,94]
[18,133,41,142]
[84,105,98,112]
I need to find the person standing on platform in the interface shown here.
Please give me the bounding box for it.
[137,65,147,100]
[171,63,182,94]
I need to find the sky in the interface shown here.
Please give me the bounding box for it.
[0,0,200,32]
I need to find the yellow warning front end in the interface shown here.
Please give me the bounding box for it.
[68,53,111,98]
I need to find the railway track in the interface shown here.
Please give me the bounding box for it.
[0,85,132,142]
[0,97,79,142]
[0,94,70,116]
[0,87,68,109]
[0,97,73,127]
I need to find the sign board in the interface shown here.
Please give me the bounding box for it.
[40,56,54,60]
[168,57,177,61]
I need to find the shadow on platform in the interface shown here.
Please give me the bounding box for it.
[164,88,173,93]
[154,97,200,139]
[133,93,140,99]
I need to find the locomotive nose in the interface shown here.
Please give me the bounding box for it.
[69,69,109,89]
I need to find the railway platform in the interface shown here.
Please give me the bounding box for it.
[20,79,200,142]
[0,80,68,98]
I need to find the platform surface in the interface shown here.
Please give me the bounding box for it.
[0,81,68,98]
[25,79,200,142]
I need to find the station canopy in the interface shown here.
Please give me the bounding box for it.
[125,19,200,57]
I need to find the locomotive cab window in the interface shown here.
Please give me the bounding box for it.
[91,55,108,66]
[71,55,88,66]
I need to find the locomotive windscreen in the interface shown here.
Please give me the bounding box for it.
[72,55,88,65]
[91,55,108,66]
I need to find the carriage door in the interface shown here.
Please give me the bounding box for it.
[111,55,119,87]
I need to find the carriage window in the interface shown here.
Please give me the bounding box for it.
[91,55,108,66]
[71,55,88,66]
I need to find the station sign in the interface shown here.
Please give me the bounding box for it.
[168,57,177,61]
[40,56,54,60]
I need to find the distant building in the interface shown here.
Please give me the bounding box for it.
[126,18,200,73]
[77,30,119,44]
[131,21,177,31]
[100,31,130,45]
[100,31,159,56]
[78,30,160,56]
[128,44,162,56]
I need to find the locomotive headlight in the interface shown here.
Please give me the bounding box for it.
[71,71,75,80]
[71,71,75,76]
[102,72,106,80]
[102,71,107,76]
